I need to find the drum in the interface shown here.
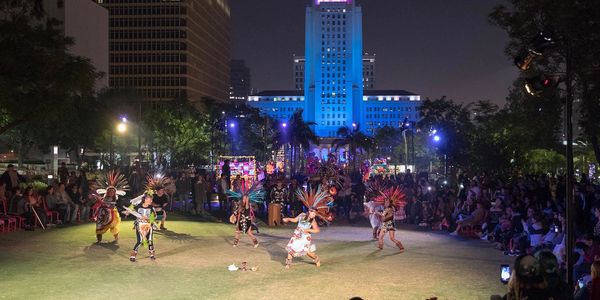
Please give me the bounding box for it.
[268,203,282,226]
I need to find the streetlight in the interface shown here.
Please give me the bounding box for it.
[431,130,446,179]
[110,118,128,168]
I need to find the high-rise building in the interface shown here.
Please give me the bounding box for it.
[304,0,363,137]
[98,0,231,108]
[248,0,421,141]
[294,52,375,91]
[43,0,109,91]
[229,60,251,103]
[293,55,305,91]
[362,53,375,90]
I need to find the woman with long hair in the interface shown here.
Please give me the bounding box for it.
[283,208,321,269]
[283,185,333,269]
[230,194,259,248]
[374,186,406,252]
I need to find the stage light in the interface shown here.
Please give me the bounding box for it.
[433,135,441,142]
[229,122,235,128]
[524,75,554,97]
[352,122,357,128]
[282,122,287,128]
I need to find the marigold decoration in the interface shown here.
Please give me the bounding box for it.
[94,170,129,198]
[296,185,334,222]
[373,186,407,210]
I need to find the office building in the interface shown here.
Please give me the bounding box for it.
[98,0,231,108]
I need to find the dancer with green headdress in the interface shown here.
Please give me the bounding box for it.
[228,182,265,248]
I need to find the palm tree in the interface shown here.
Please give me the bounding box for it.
[332,124,373,172]
[278,109,318,176]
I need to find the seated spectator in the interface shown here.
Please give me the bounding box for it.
[56,182,78,223]
[480,200,504,240]
[520,212,546,252]
[450,201,486,236]
[67,184,88,223]
[46,185,67,223]
[23,187,48,229]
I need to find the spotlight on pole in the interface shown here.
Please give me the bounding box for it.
[524,75,554,97]
[514,31,554,71]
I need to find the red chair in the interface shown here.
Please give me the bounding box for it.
[2,200,25,231]
[0,200,18,231]
[41,197,60,224]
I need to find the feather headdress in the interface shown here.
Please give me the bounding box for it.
[366,180,388,198]
[373,186,407,209]
[94,170,129,199]
[227,181,265,204]
[129,173,173,205]
[297,185,334,222]
[144,173,173,195]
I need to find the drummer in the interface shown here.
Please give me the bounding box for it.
[269,178,288,225]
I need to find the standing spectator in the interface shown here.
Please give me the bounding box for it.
[217,174,229,212]
[591,261,600,300]
[58,162,69,184]
[1,164,21,196]
[231,174,243,193]
[153,186,169,230]
[222,159,231,188]
[193,175,208,215]
[176,173,191,211]
[67,184,88,222]
[77,169,90,200]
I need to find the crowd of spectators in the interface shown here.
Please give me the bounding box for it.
[4,162,600,297]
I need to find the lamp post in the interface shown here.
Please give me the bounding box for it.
[110,118,128,168]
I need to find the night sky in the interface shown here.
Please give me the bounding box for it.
[230,0,518,105]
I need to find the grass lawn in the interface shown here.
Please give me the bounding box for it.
[0,214,511,300]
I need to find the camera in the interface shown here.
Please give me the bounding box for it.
[501,264,511,284]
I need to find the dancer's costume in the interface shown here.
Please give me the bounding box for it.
[92,171,129,243]
[373,186,407,233]
[227,183,265,247]
[285,185,333,257]
[124,198,157,262]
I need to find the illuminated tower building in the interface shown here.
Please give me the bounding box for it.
[304,0,362,137]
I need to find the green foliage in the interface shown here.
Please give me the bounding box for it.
[333,124,373,171]
[144,99,211,166]
[522,149,566,174]
[489,0,600,163]
[18,180,48,193]
[0,0,100,135]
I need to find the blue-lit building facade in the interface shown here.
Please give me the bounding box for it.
[248,0,421,138]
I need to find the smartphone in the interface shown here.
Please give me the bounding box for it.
[578,278,585,289]
[501,264,511,284]
[554,225,559,233]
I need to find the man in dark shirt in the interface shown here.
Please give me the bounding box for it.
[152,186,169,230]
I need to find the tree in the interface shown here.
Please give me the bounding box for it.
[490,0,600,163]
[281,109,318,175]
[144,99,211,167]
[0,0,100,135]
[333,124,373,172]
[373,126,402,161]
[418,97,475,172]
